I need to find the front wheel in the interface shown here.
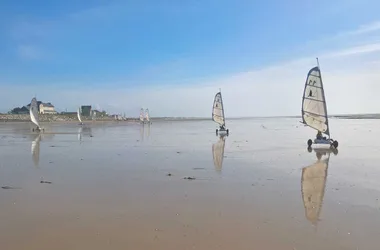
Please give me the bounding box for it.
[333,140,339,149]
[307,139,313,147]
[216,129,218,135]
[226,129,229,136]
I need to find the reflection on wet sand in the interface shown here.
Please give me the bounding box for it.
[146,124,150,138]
[301,148,338,226]
[212,135,226,171]
[2,120,380,250]
[139,124,150,141]
[31,134,41,167]
[78,127,93,142]
[140,124,144,141]
[78,127,82,142]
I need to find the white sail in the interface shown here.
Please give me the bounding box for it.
[31,134,41,167]
[302,64,329,136]
[145,109,150,122]
[140,108,145,122]
[77,107,82,123]
[212,92,225,126]
[30,97,40,129]
[212,136,226,171]
[301,153,330,225]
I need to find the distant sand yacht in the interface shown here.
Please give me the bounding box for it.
[212,89,228,136]
[77,107,83,125]
[145,108,151,124]
[301,58,338,149]
[30,97,42,132]
[140,108,145,124]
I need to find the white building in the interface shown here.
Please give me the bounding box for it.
[39,103,57,114]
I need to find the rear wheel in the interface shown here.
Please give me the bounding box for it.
[333,140,339,148]
[227,129,229,136]
[307,139,313,147]
[216,129,218,135]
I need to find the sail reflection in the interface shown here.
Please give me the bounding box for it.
[301,148,338,226]
[212,135,226,171]
[31,134,41,167]
[146,123,150,138]
[78,127,82,142]
[140,124,144,141]
[78,127,93,142]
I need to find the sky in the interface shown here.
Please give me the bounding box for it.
[1,0,380,117]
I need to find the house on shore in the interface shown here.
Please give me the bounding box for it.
[39,103,57,114]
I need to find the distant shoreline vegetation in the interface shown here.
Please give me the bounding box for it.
[1,114,379,121]
[228,114,380,119]
[330,114,380,119]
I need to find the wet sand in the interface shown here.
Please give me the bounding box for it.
[1,118,380,250]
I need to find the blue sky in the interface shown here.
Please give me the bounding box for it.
[1,0,380,116]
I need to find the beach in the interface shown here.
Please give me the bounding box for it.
[1,118,380,250]
[0,114,136,122]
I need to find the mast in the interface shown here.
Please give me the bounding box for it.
[219,89,226,127]
[317,57,330,138]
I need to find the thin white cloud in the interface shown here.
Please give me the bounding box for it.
[324,42,380,58]
[17,45,43,60]
[341,21,380,36]
[298,20,380,55]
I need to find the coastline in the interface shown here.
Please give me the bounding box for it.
[2,113,380,123]
[0,114,138,123]
[0,114,212,123]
